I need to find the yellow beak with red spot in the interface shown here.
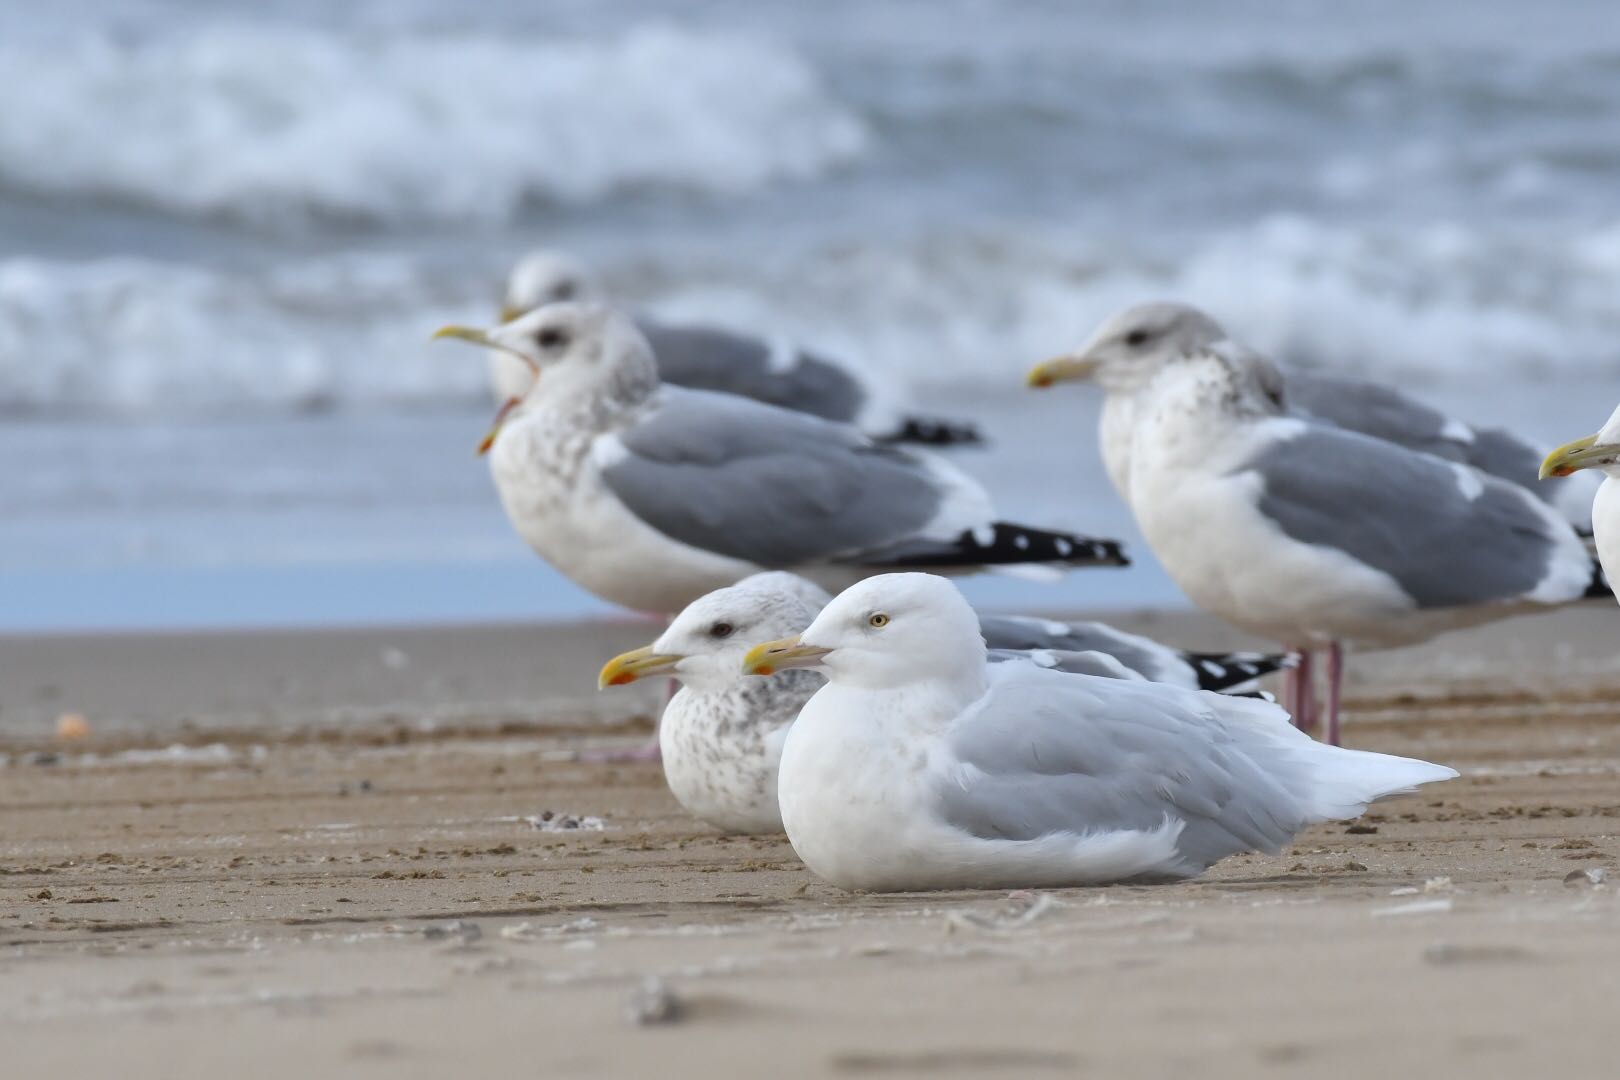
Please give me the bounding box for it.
[597,645,685,690]
[740,635,833,677]
[1541,433,1615,478]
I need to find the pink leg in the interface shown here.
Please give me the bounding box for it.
[1294,649,1317,733]
[1325,641,1345,746]
[1281,657,1300,723]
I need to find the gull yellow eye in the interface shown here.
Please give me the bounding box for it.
[868,613,890,628]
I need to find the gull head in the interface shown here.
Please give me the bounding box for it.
[1541,401,1620,480]
[1028,301,1228,395]
[501,250,604,322]
[433,302,659,450]
[599,573,830,693]
[743,572,986,691]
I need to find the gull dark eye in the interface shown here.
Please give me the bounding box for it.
[1124,328,1152,347]
[868,613,889,629]
[710,621,734,639]
[536,327,569,350]
[551,282,576,301]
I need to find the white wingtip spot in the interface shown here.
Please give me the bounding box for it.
[1054,538,1073,556]
[1449,463,1485,502]
[972,525,996,547]
[1440,418,1476,445]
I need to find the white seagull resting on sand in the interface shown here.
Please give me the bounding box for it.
[737,573,1455,892]
[597,572,1292,834]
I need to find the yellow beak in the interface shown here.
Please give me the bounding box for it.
[1025,355,1101,389]
[499,304,527,324]
[1541,434,1612,479]
[740,635,833,677]
[432,324,493,346]
[597,645,685,689]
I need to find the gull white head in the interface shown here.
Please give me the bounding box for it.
[1027,301,1230,394]
[502,250,605,322]
[598,573,831,694]
[742,573,986,692]
[433,302,659,452]
[1542,401,1620,481]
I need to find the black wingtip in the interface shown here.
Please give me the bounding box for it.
[913,524,1129,569]
[1181,650,1294,693]
[1587,557,1613,600]
[879,416,986,447]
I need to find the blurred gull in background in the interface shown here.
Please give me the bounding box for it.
[432,302,1127,614]
[1030,303,1606,744]
[494,249,983,446]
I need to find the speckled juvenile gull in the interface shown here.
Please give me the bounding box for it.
[1029,301,1606,744]
[597,572,1288,833]
[493,249,981,446]
[434,302,1124,616]
[1542,401,1620,606]
[1031,300,1599,534]
[739,573,1454,891]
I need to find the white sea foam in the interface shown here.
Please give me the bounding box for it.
[0,24,868,225]
[5,215,1619,418]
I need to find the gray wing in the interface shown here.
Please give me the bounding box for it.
[937,669,1310,871]
[639,320,865,424]
[597,387,960,567]
[979,615,1191,685]
[987,648,1141,680]
[1248,424,1584,608]
[1285,370,1472,463]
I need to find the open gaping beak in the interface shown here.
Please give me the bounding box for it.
[431,324,539,373]
[432,324,540,455]
[1025,354,1101,389]
[740,635,833,677]
[1541,434,1616,479]
[597,645,684,689]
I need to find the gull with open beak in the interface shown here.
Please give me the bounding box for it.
[431,301,1127,617]
[1026,301,1607,745]
[1541,401,1620,606]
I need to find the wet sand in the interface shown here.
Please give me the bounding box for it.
[4,607,1620,1077]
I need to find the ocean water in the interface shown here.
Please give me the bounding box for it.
[4,0,1618,630]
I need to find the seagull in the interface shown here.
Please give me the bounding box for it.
[433,301,1126,616]
[1542,401,1620,604]
[1026,301,1605,745]
[1029,301,1598,534]
[493,249,981,446]
[597,572,1293,834]
[736,573,1454,891]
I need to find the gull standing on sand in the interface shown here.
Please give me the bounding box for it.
[1030,301,1598,534]
[1027,302,1606,745]
[493,250,981,445]
[738,573,1455,891]
[598,572,1293,834]
[1542,402,1620,604]
[433,302,1126,616]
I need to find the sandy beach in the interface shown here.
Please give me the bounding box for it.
[4,605,1619,1078]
